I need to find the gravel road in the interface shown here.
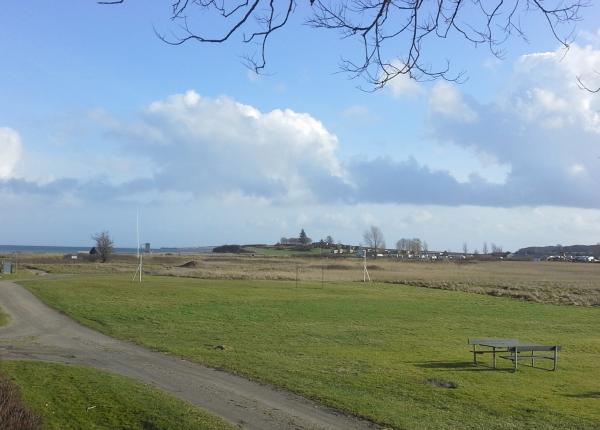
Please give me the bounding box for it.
[0,280,380,430]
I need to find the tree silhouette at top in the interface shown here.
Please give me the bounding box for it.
[100,0,586,89]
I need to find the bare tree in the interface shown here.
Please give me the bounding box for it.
[92,231,114,263]
[491,243,503,253]
[483,241,489,255]
[100,0,585,89]
[363,226,385,255]
[396,238,409,253]
[409,238,422,255]
[462,242,468,255]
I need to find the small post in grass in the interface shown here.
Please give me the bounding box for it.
[363,250,371,283]
[320,242,324,289]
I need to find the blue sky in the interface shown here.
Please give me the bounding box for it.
[1,1,600,251]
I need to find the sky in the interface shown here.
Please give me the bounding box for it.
[1,1,600,251]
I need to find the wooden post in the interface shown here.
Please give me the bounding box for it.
[531,350,535,368]
[473,344,477,365]
[553,348,558,371]
[514,346,518,372]
[493,346,497,369]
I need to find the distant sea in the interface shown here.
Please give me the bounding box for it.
[0,245,213,254]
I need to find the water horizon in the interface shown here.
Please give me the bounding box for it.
[0,245,214,254]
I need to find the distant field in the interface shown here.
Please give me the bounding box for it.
[23,274,600,430]
[0,360,234,430]
[13,251,600,306]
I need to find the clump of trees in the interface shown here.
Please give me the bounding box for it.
[212,245,247,254]
[92,231,114,263]
[396,238,425,255]
[280,228,312,246]
[490,243,504,254]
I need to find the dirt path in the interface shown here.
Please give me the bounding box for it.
[0,280,379,430]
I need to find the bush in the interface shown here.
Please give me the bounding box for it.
[212,245,245,254]
[0,373,42,430]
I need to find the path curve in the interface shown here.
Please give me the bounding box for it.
[0,280,379,430]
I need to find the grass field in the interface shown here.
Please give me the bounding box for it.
[0,360,234,430]
[22,274,600,430]
[18,253,600,306]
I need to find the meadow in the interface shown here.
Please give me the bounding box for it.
[21,273,600,430]
[15,252,600,306]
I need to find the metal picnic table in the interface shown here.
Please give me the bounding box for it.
[468,338,561,371]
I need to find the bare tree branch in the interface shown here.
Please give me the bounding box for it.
[99,0,588,89]
[577,72,600,93]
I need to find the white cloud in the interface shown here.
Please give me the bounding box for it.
[569,164,586,176]
[387,71,423,99]
[514,44,600,133]
[426,39,600,208]
[105,91,347,202]
[0,127,22,178]
[246,69,260,82]
[429,82,477,122]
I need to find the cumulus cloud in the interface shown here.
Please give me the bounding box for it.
[387,72,423,99]
[3,53,600,210]
[0,127,22,178]
[511,44,600,133]
[427,41,600,208]
[429,82,477,122]
[97,91,347,202]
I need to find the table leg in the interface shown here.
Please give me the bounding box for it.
[531,350,535,368]
[473,345,477,365]
[514,347,518,372]
[553,348,557,371]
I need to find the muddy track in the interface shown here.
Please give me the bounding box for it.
[0,280,379,430]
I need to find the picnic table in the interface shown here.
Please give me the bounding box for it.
[468,338,561,371]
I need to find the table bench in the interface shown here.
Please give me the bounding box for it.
[468,338,561,371]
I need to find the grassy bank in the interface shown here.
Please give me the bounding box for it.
[23,275,600,429]
[0,361,234,430]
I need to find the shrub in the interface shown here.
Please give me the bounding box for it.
[0,373,42,430]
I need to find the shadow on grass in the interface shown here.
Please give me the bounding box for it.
[564,392,600,399]
[415,361,513,372]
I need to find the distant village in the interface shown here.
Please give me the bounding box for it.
[217,229,600,263]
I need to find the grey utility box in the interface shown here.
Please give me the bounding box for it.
[2,262,13,274]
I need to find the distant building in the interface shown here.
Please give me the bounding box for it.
[144,243,151,253]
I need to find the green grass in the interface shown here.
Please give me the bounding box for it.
[0,270,39,280]
[0,360,234,430]
[0,307,8,327]
[22,275,600,430]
